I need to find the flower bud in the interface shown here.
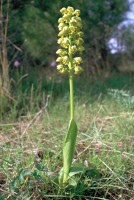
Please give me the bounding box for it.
[70,26,76,34]
[76,31,84,38]
[74,9,80,17]
[58,23,64,31]
[63,14,70,22]
[73,57,83,65]
[61,38,69,48]
[57,64,64,71]
[57,38,63,45]
[56,49,67,56]
[74,66,83,75]
[56,49,63,55]
[60,7,67,14]
[56,57,62,63]
[78,46,85,52]
[76,22,82,29]
[67,6,74,13]
[76,38,84,46]
[70,19,77,26]
[63,26,70,35]
[58,31,64,37]
[60,68,68,74]
[58,18,64,23]
[75,17,82,23]
[62,56,69,65]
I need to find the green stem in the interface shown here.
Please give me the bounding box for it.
[69,41,74,120]
[69,71,74,120]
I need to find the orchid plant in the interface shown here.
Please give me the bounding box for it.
[56,6,84,184]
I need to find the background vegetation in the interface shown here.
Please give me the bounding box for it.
[0,0,134,199]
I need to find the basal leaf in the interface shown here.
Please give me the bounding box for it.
[62,119,77,183]
[69,164,85,178]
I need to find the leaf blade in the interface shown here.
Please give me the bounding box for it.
[62,119,78,183]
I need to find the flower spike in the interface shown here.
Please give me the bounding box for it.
[57,6,84,75]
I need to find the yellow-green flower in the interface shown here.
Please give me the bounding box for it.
[76,31,84,38]
[60,7,67,14]
[62,56,69,65]
[56,49,67,56]
[56,57,63,63]
[74,66,83,75]
[73,57,83,65]
[70,45,77,54]
[74,9,80,16]
[67,6,74,13]
[58,18,64,23]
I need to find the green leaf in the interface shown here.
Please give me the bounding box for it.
[68,164,85,187]
[61,119,78,183]
[69,164,85,178]
[68,177,77,187]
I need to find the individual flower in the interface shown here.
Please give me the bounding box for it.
[57,64,68,74]
[70,45,77,54]
[67,6,74,13]
[58,18,64,23]
[62,56,69,65]
[60,37,69,48]
[74,9,80,16]
[63,26,70,33]
[78,46,85,52]
[76,31,84,38]
[60,7,67,14]
[70,26,76,34]
[56,57,63,63]
[58,23,64,31]
[73,57,83,65]
[14,60,20,68]
[63,14,71,22]
[56,49,67,56]
[70,18,77,26]
[57,64,63,71]
[75,38,84,46]
[74,66,83,75]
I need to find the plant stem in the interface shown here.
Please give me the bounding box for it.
[69,72,74,120]
[69,41,74,120]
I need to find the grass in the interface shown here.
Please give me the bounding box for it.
[0,69,134,199]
